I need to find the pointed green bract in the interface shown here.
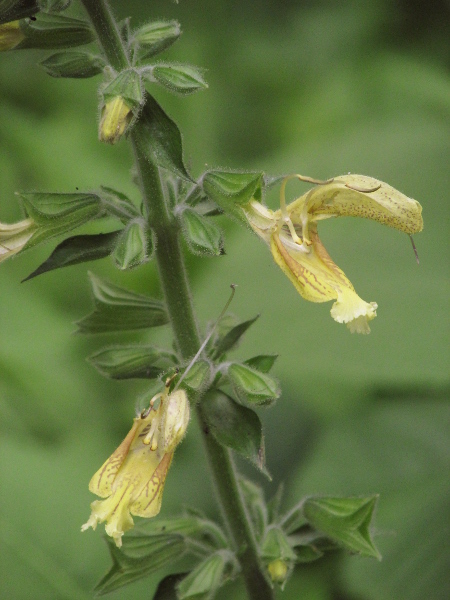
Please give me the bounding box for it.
[179,360,211,390]
[151,64,208,95]
[202,171,264,221]
[239,478,267,541]
[88,345,175,379]
[40,51,105,78]
[211,315,259,359]
[202,390,269,477]
[303,496,381,559]
[99,186,141,222]
[133,20,181,60]
[112,220,150,270]
[94,535,185,596]
[17,13,94,49]
[102,68,143,110]
[181,207,223,256]
[23,231,120,281]
[177,551,236,600]
[244,354,278,373]
[76,273,169,333]
[227,362,280,406]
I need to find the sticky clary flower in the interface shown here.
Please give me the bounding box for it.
[82,386,190,547]
[0,217,35,262]
[0,20,24,51]
[243,174,423,333]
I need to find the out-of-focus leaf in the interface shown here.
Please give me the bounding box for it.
[153,573,188,600]
[132,96,191,181]
[18,13,95,49]
[88,345,175,379]
[76,272,168,333]
[0,0,39,27]
[23,231,119,281]
[95,535,185,596]
[202,389,269,476]
[227,363,280,406]
[40,51,105,78]
[211,315,259,360]
[239,477,267,541]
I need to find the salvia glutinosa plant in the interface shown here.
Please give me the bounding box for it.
[0,1,423,599]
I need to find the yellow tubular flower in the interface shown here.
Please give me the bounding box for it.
[82,386,190,547]
[0,218,35,262]
[244,174,423,334]
[0,21,25,51]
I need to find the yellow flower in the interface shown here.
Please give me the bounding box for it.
[98,97,133,144]
[244,174,423,334]
[0,20,25,51]
[0,218,35,262]
[82,386,190,547]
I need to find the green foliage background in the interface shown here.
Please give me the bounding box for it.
[1,0,448,598]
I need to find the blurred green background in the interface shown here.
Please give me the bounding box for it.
[1,0,449,599]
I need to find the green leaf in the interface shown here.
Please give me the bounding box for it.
[303,496,381,559]
[76,272,169,333]
[140,515,227,551]
[18,13,95,49]
[95,535,185,596]
[22,231,119,281]
[150,64,208,96]
[153,573,189,600]
[202,171,264,219]
[239,478,268,541]
[244,354,278,373]
[211,315,259,360]
[88,345,176,379]
[293,544,324,563]
[227,363,280,406]
[133,20,181,61]
[177,551,235,600]
[181,208,223,256]
[132,96,191,181]
[112,220,151,270]
[202,390,269,477]
[40,51,105,78]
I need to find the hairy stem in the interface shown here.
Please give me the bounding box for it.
[82,1,274,598]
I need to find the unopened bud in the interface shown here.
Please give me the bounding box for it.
[267,559,288,584]
[0,20,24,50]
[99,97,133,144]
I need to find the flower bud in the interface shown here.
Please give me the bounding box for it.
[0,20,24,50]
[98,97,133,144]
[267,559,288,584]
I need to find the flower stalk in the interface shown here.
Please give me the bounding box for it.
[81,0,274,597]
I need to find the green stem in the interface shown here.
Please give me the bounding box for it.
[82,2,274,598]
[80,0,129,71]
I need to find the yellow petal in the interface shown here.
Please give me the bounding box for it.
[288,174,423,234]
[0,21,25,52]
[330,289,378,334]
[130,451,174,517]
[0,218,35,262]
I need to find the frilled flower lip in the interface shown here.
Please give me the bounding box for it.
[82,388,189,547]
[243,174,423,333]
